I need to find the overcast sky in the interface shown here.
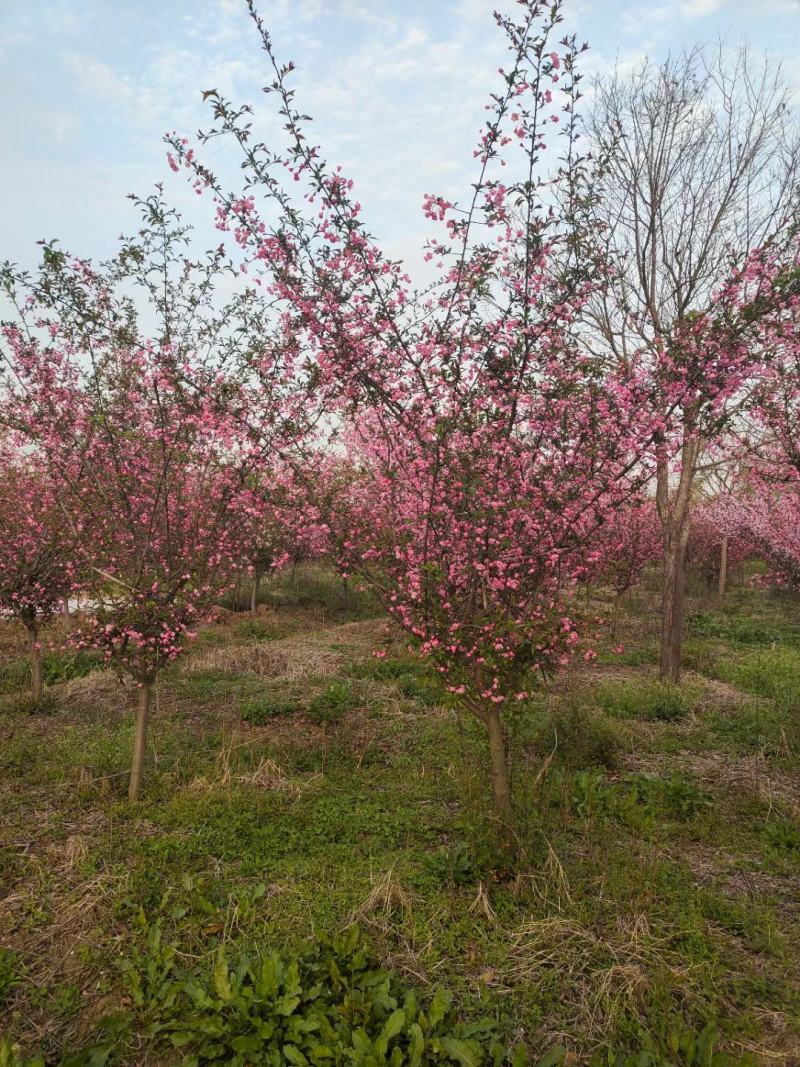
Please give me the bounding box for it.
[2,0,799,275]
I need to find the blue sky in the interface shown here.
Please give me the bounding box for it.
[2,0,799,274]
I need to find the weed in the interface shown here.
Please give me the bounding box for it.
[240,692,301,725]
[396,671,443,706]
[597,680,696,723]
[257,565,379,621]
[230,617,283,641]
[0,1040,44,1067]
[762,816,800,852]
[350,655,421,681]
[696,889,781,954]
[423,842,478,887]
[660,774,712,820]
[570,769,610,820]
[52,922,539,1065]
[531,700,622,769]
[2,691,59,716]
[0,649,103,695]
[712,645,800,707]
[174,667,266,705]
[593,1018,756,1066]
[308,679,354,723]
[707,702,795,758]
[0,949,22,1008]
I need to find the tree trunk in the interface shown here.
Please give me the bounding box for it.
[718,536,728,604]
[25,621,44,704]
[611,590,623,639]
[129,682,152,802]
[484,705,513,842]
[656,421,701,685]
[250,573,261,616]
[659,523,689,683]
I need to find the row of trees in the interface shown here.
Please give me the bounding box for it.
[1,0,799,835]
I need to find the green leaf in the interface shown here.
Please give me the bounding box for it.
[381,1008,407,1043]
[408,1022,425,1067]
[231,1035,263,1054]
[169,1033,195,1049]
[351,1029,373,1055]
[428,987,451,1030]
[283,1046,310,1066]
[309,1046,335,1062]
[511,1042,530,1067]
[404,990,418,1023]
[213,946,232,1002]
[440,1037,482,1066]
[535,1048,567,1067]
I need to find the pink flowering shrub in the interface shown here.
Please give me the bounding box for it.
[716,483,800,592]
[240,461,329,612]
[0,446,76,701]
[0,198,318,798]
[595,499,661,601]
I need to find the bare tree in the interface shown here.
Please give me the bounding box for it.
[585,45,800,681]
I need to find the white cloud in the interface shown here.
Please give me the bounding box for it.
[3,0,799,275]
[682,0,727,17]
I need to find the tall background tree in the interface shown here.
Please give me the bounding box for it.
[585,46,800,680]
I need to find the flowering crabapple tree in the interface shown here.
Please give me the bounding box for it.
[240,463,328,614]
[167,0,656,835]
[684,497,752,600]
[0,445,76,703]
[594,499,661,631]
[707,246,800,595]
[718,307,800,590]
[715,483,800,592]
[1,196,319,800]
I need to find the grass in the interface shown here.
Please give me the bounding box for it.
[1,569,799,1063]
[0,648,103,695]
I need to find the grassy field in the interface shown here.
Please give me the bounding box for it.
[1,569,799,1065]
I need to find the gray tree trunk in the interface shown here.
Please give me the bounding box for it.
[25,621,44,704]
[718,536,728,603]
[484,705,513,844]
[129,683,152,801]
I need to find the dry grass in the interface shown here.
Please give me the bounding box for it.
[185,734,321,797]
[468,881,497,924]
[186,642,290,678]
[351,867,414,924]
[0,860,123,1045]
[513,839,574,913]
[244,757,321,796]
[507,912,705,1040]
[59,669,131,720]
[625,747,800,815]
[186,619,385,683]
